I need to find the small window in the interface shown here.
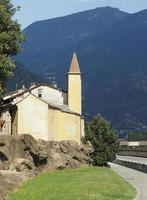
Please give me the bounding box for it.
[38,88,43,98]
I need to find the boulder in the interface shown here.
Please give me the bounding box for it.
[37,139,93,170]
[0,134,48,170]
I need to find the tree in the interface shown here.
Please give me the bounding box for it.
[85,114,118,166]
[0,0,25,98]
[128,131,147,141]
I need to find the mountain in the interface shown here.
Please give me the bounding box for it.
[16,7,147,131]
[6,62,43,91]
[17,6,128,76]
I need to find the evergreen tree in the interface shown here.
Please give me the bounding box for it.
[85,114,118,166]
[0,0,24,98]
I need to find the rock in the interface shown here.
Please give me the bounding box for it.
[0,171,26,200]
[37,140,93,169]
[0,151,10,170]
[0,135,93,171]
[0,170,35,200]
[0,134,48,170]
[10,158,35,172]
[0,134,93,199]
[47,149,63,169]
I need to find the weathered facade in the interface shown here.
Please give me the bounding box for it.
[0,53,85,143]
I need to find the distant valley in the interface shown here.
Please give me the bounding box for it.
[7,62,43,91]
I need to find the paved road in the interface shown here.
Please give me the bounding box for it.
[117,156,147,165]
[110,163,147,200]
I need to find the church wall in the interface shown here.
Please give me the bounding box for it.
[31,86,67,105]
[11,106,18,135]
[0,111,11,135]
[17,94,49,140]
[48,107,82,144]
[48,108,59,141]
[81,118,85,138]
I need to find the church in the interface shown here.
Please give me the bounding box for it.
[0,53,85,144]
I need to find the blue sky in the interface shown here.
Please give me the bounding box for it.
[12,0,147,29]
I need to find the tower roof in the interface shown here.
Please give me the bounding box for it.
[69,53,81,74]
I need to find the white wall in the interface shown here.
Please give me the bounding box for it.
[31,86,67,105]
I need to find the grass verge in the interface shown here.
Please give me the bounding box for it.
[8,167,136,200]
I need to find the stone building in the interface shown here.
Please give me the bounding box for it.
[0,53,84,143]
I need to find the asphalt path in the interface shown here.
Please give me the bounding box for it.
[110,162,147,200]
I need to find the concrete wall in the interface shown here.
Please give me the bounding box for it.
[119,141,147,157]
[17,94,49,140]
[118,149,147,158]
[68,74,82,115]
[120,140,147,146]
[114,159,147,173]
[31,86,67,105]
[48,107,83,143]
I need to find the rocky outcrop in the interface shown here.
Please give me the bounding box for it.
[0,134,93,200]
[0,171,29,200]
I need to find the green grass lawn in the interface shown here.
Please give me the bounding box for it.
[8,167,136,200]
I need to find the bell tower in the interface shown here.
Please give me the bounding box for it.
[67,53,82,115]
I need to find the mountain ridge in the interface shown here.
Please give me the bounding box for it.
[25,6,129,29]
[14,6,147,131]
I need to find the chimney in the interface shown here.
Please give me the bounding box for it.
[22,85,25,90]
[30,83,36,89]
[51,82,57,88]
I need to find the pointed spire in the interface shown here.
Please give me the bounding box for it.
[69,52,81,73]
